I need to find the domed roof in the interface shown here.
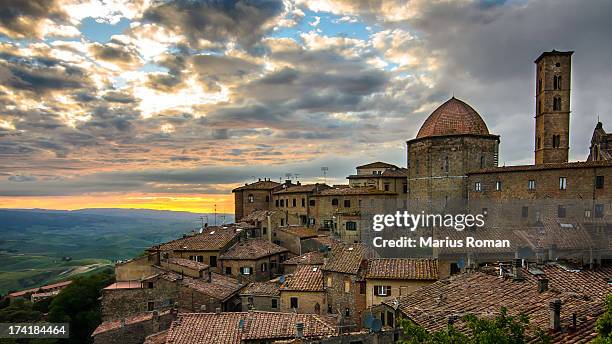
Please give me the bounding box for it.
[416,97,490,139]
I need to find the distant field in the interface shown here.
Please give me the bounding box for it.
[0,209,233,294]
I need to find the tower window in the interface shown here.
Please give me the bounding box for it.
[474,182,482,192]
[528,180,536,190]
[553,75,562,90]
[495,181,502,191]
[538,79,542,93]
[553,97,561,111]
[248,194,254,203]
[552,135,561,148]
[480,156,485,169]
[557,205,566,218]
[559,177,567,190]
[444,156,449,172]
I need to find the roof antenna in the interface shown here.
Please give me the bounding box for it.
[452,91,455,98]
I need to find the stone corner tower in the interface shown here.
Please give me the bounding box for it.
[534,50,573,165]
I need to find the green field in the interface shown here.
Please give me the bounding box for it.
[0,209,227,294]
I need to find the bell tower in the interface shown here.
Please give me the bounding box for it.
[534,50,573,165]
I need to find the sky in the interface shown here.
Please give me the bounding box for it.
[0,0,611,214]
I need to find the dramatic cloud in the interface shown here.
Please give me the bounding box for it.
[0,0,67,39]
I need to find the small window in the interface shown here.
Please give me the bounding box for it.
[290,297,298,309]
[210,256,217,267]
[559,177,567,190]
[558,205,566,218]
[265,196,270,202]
[262,227,267,235]
[359,281,366,294]
[386,311,394,327]
[301,198,305,207]
[553,75,562,90]
[585,209,592,218]
[327,276,333,287]
[474,182,482,192]
[280,218,284,226]
[528,180,536,190]
[596,176,604,189]
[384,183,390,191]
[344,308,350,317]
[292,198,296,207]
[344,279,351,293]
[553,135,561,148]
[241,267,252,275]
[374,286,391,296]
[309,199,315,206]
[480,156,485,169]
[248,194,254,203]
[346,221,357,231]
[271,298,278,309]
[553,97,561,111]
[331,198,339,206]
[275,199,279,207]
[495,181,502,191]
[344,200,351,208]
[261,263,267,272]
[225,267,232,275]
[444,156,449,172]
[147,301,155,311]
[595,204,604,218]
[403,183,407,193]
[280,199,284,207]
[522,206,529,218]
[147,282,154,289]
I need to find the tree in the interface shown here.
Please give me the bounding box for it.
[48,269,114,344]
[399,307,550,344]
[594,295,612,344]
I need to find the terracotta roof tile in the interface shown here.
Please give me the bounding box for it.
[232,180,281,191]
[165,258,209,271]
[365,258,438,280]
[388,264,612,342]
[416,97,490,139]
[281,265,324,292]
[323,243,378,275]
[153,225,243,252]
[277,226,318,239]
[165,311,337,344]
[92,310,171,336]
[240,209,283,222]
[143,330,168,344]
[315,187,397,196]
[240,281,280,297]
[273,184,330,195]
[283,251,325,266]
[220,239,288,260]
[356,162,399,169]
[8,280,72,297]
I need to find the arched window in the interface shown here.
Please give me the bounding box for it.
[553,75,562,90]
[331,198,338,206]
[248,194,254,203]
[553,97,561,111]
[480,156,485,169]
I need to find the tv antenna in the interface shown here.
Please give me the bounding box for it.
[321,167,329,184]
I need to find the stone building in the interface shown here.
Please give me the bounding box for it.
[322,243,378,331]
[148,224,246,273]
[233,179,288,221]
[364,258,438,307]
[534,50,573,165]
[239,209,285,239]
[271,183,330,226]
[310,187,398,243]
[279,265,326,314]
[239,280,281,312]
[588,122,612,161]
[406,97,500,211]
[92,309,177,344]
[282,251,325,274]
[272,225,318,255]
[219,238,289,282]
[347,162,408,198]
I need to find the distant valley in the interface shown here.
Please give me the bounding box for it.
[0,208,234,294]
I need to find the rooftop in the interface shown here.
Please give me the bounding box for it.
[240,209,283,223]
[315,187,397,196]
[283,251,325,266]
[365,258,438,280]
[356,162,398,169]
[153,225,243,252]
[281,265,324,292]
[92,310,171,336]
[232,180,281,192]
[468,159,612,174]
[164,311,337,344]
[103,281,142,290]
[416,97,491,139]
[8,280,72,297]
[277,226,318,239]
[386,264,612,342]
[273,183,330,195]
[323,243,377,275]
[240,281,280,297]
[165,258,209,271]
[145,270,242,301]
[220,238,288,260]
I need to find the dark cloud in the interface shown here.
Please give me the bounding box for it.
[191,54,260,91]
[8,175,37,182]
[0,0,66,39]
[142,0,285,47]
[89,39,142,69]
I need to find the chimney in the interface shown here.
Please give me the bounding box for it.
[512,258,523,280]
[549,299,562,331]
[538,278,549,293]
[295,322,304,338]
[285,179,292,186]
[297,181,301,186]
[152,310,160,332]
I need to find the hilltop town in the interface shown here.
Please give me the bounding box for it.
[6,51,611,343]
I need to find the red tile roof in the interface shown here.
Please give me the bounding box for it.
[103,281,142,290]
[8,280,72,297]
[283,251,325,266]
[323,243,378,275]
[365,258,438,280]
[387,264,612,342]
[165,311,338,344]
[240,209,283,222]
[273,183,330,195]
[165,258,209,271]
[281,265,324,292]
[144,270,242,301]
[144,330,168,344]
[220,239,288,260]
[92,310,171,336]
[416,97,491,139]
[240,281,280,297]
[153,225,243,252]
[277,226,318,239]
[356,162,399,169]
[232,180,281,191]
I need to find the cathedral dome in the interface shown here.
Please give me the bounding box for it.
[416,97,490,139]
